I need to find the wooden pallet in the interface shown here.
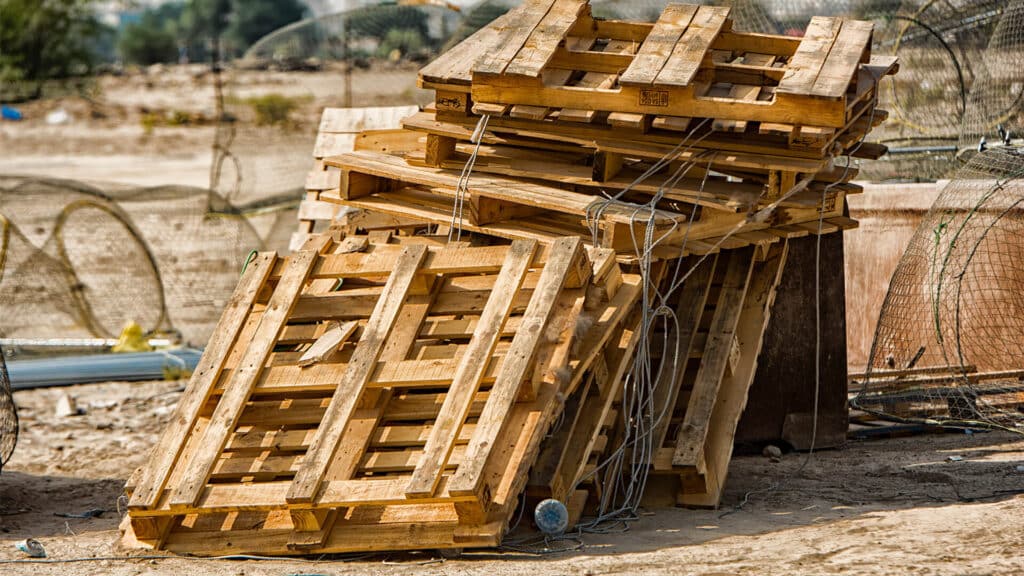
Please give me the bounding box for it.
[647,242,788,507]
[123,231,641,555]
[850,367,1024,421]
[294,106,420,250]
[420,1,897,134]
[319,148,857,258]
[404,108,881,208]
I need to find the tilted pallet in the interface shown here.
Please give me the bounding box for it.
[295,106,420,250]
[647,242,788,507]
[123,231,641,555]
[318,148,857,258]
[403,108,882,210]
[420,1,898,135]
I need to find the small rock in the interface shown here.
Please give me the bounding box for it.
[55,394,84,418]
[1015,465,1024,473]
[946,455,964,462]
[762,444,783,459]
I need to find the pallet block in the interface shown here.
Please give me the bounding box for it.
[123,232,642,555]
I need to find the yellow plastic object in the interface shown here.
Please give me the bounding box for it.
[111,322,153,353]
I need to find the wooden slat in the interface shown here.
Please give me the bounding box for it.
[329,150,680,226]
[168,250,318,509]
[505,0,589,78]
[420,11,515,85]
[655,5,731,87]
[405,240,538,498]
[272,244,534,280]
[559,40,637,123]
[448,237,582,497]
[650,255,718,450]
[473,0,559,75]
[619,4,698,86]
[679,242,788,507]
[247,356,505,393]
[811,20,873,98]
[128,252,277,510]
[287,245,428,505]
[776,17,842,96]
[671,247,755,467]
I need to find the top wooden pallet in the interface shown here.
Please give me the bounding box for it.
[419,1,888,129]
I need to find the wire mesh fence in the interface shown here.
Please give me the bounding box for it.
[0,177,294,347]
[852,146,1024,430]
[0,344,16,473]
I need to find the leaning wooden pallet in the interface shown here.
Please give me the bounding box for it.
[123,232,641,555]
[648,242,788,507]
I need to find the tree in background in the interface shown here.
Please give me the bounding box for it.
[118,3,184,65]
[179,0,307,61]
[224,0,306,54]
[0,0,105,98]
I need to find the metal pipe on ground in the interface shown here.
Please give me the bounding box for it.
[6,349,202,390]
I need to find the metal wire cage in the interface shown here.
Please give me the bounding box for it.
[0,344,17,473]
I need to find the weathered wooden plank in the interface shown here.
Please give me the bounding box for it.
[619,4,698,86]
[505,0,589,77]
[671,247,756,468]
[655,6,731,87]
[405,240,538,498]
[243,356,505,393]
[168,250,318,509]
[473,0,560,75]
[448,237,583,497]
[128,252,277,510]
[287,245,428,505]
[811,20,873,98]
[470,74,847,127]
[776,17,842,96]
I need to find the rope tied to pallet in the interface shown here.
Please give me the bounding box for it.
[448,114,490,242]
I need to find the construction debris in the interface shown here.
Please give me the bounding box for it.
[124,0,896,556]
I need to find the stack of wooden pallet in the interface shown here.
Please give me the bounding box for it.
[124,0,897,556]
[320,1,896,258]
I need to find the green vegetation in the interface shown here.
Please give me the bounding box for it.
[0,0,107,99]
[347,5,432,58]
[119,9,180,65]
[242,93,309,127]
[119,0,308,65]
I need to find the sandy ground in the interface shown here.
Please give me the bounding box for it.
[0,380,1022,575]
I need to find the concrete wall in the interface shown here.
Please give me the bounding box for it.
[844,181,944,370]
